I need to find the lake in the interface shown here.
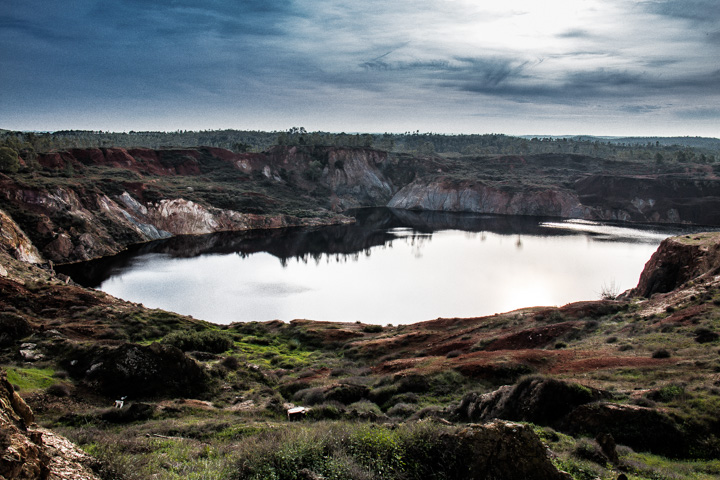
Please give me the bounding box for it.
[58,208,696,325]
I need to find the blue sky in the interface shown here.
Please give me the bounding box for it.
[1,0,719,136]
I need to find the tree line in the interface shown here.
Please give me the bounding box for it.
[1,128,718,171]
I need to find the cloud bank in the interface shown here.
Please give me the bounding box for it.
[1,0,718,136]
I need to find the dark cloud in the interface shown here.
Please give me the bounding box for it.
[557,29,592,39]
[619,105,663,114]
[642,0,720,23]
[674,107,720,120]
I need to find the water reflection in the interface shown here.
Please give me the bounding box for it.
[57,208,702,324]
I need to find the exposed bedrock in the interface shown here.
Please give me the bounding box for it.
[388,178,585,217]
[630,232,720,297]
[388,174,720,225]
[0,369,101,480]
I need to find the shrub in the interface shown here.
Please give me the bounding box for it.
[293,387,326,406]
[348,400,382,417]
[362,325,383,333]
[695,328,719,344]
[307,402,344,420]
[220,355,240,370]
[648,384,685,403]
[46,383,71,397]
[0,146,19,173]
[652,349,671,359]
[161,329,233,353]
[387,403,417,419]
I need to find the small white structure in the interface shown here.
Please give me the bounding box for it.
[114,396,127,409]
[287,406,309,421]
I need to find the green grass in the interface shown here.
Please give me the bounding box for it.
[6,366,56,391]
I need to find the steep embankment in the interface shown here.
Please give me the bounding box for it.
[630,232,720,297]
[0,370,101,480]
[388,178,586,217]
[389,154,720,224]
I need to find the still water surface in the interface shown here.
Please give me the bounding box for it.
[60,208,696,325]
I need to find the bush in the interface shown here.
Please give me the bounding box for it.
[362,325,383,333]
[161,329,234,353]
[648,384,685,403]
[695,328,719,344]
[220,355,241,370]
[0,147,19,173]
[387,403,417,419]
[652,349,671,359]
[46,383,71,397]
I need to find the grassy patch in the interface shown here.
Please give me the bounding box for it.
[6,367,56,391]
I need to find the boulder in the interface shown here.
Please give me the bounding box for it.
[68,342,211,398]
[0,312,32,347]
[453,376,608,425]
[447,421,572,480]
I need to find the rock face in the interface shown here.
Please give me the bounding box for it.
[389,172,720,225]
[0,208,42,263]
[388,179,585,217]
[631,232,720,297]
[0,180,348,264]
[575,175,720,225]
[0,369,101,480]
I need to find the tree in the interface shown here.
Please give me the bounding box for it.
[0,146,20,173]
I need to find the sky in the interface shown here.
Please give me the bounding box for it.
[1,0,719,137]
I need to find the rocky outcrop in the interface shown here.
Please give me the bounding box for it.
[0,178,350,263]
[576,175,720,225]
[64,342,211,398]
[446,421,572,480]
[0,369,101,480]
[0,208,42,264]
[630,232,720,297]
[563,403,688,458]
[453,376,696,457]
[388,172,720,225]
[388,179,586,217]
[453,376,608,425]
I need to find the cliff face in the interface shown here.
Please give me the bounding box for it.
[0,178,351,264]
[0,209,43,264]
[388,173,720,224]
[388,178,586,217]
[631,232,720,297]
[575,175,720,224]
[4,146,720,264]
[0,370,101,480]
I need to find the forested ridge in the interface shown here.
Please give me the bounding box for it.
[1,128,718,166]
